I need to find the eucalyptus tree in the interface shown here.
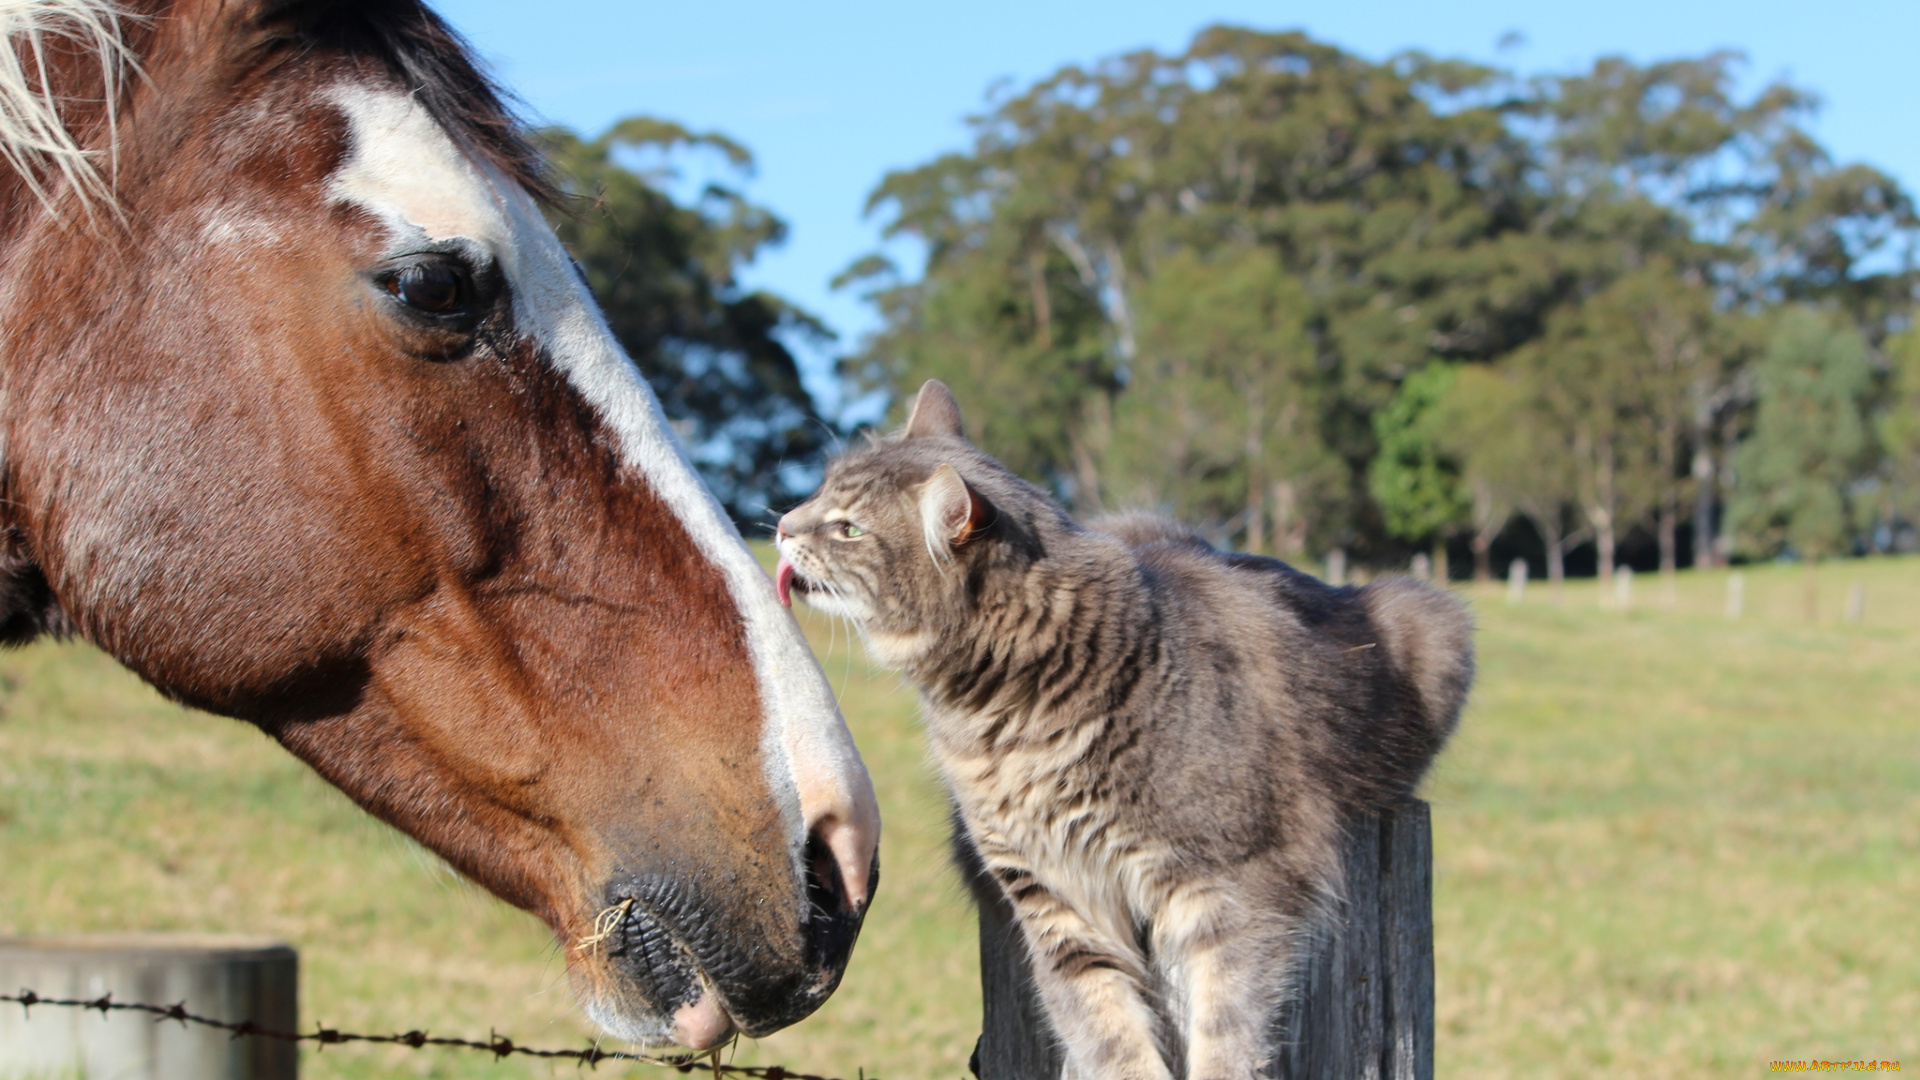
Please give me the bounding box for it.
[1531,49,1915,309]
[843,30,1916,566]
[1369,363,1469,575]
[1530,52,1913,569]
[1730,307,1872,563]
[1510,282,1669,592]
[1595,261,1721,590]
[845,28,1563,550]
[1878,329,1920,544]
[1425,364,1555,585]
[1117,246,1327,552]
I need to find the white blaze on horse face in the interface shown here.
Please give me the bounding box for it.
[323,85,880,921]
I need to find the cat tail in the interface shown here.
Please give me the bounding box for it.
[1358,578,1475,747]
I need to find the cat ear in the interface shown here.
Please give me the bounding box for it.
[904,380,967,440]
[921,464,991,547]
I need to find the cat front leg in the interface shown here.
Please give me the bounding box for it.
[1154,883,1293,1080]
[992,863,1173,1080]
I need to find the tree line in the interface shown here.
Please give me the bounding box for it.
[544,27,1920,586]
[835,27,1919,585]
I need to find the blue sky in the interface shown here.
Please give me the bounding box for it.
[436,0,1919,407]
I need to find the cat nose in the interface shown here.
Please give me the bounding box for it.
[775,513,792,541]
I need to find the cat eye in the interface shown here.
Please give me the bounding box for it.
[838,522,866,539]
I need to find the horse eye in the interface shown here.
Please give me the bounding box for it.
[384,261,468,315]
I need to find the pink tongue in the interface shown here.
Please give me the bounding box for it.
[775,555,795,608]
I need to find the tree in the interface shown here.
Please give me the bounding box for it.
[1513,288,1663,596]
[833,224,1117,511]
[1444,361,1588,595]
[1878,328,1920,545]
[1370,363,1469,574]
[839,30,1919,570]
[845,28,1558,546]
[541,119,831,524]
[1730,307,1872,562]
[1533,50,1917,322]
[1587,261,1721,595]
[1427,364,1520,583]
[1110,246,1333,553]
[1524,53,1913,578]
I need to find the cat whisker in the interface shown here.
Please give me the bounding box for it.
[823,584,850,697]
[822,585,867,681]
[839,611,856,695]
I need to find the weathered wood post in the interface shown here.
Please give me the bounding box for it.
[967,800,1434,1080]
[0,935,298,1080]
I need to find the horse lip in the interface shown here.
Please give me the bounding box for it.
[584,892,704,1031]
[593,849,872,1039]
[682,903,868,1038]
[589,888,788,1039]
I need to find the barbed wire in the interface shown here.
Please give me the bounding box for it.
[0,989,865,1080]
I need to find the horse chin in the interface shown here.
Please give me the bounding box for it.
[578,993,676,1048]
[670,993,737,1051]
[573,964,737,1051]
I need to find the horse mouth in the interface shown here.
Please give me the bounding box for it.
[586,843,870,1044]
[577,893,738,1048]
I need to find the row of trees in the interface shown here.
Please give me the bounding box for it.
[829,28,1920,583]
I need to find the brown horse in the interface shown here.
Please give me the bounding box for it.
[0,0,878,1050]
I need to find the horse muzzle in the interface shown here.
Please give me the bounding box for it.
[577,838,877,1047]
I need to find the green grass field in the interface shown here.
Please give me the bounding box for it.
[1,555,1914,1077]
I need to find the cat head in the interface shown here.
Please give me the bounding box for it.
[774,381,1054,661]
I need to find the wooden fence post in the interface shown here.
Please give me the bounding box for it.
[0,935,298,1080]
[967,800,1434,1080]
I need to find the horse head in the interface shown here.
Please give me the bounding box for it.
[0,0,878,1048]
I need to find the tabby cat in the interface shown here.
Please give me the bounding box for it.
[774,381,1472,1080]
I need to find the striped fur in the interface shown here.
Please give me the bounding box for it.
[777,381,1472,1079]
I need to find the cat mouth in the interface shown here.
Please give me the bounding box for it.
[775,555,813,608]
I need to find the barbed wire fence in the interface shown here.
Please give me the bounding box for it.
[0,989,869,1080]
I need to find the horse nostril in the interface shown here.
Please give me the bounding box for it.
[805,829,849,915]
[801,826,870,974]
[808,814,874,914]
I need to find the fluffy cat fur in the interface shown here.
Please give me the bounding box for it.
[774,381,1472,1080]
